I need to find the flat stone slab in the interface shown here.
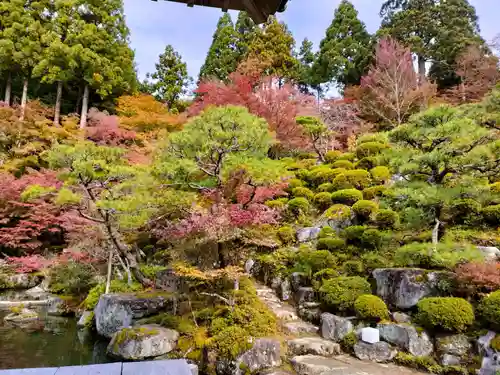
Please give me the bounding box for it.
[54,363,122,375]
[288,337,341,357]
[0,369,59,375]
[122,360,192,375]
[283,321,319,334]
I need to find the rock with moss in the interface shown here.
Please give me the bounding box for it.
[377,322,433,357]
[320,313,354,343]
[296,227,321,243]
[4,307,39,324]
[436,334,471,364]
[287,337,341,357]
[107,324,179,360]
[47,296,76,316]
[354,341,397,362]
[154,268,180,292]
[0,273,42,290]
[296,287,315,304]
[77,311,95,329]
[298,302,322,324]
[234,338,281,375]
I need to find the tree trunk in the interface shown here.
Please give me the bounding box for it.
[105,249,113,294]
[4,73,11,105]
[79,84,89,128]
[54,81,63,126]
[418,55,426,86]
[431,218,440,255]
[75,86,82,113]
[19,78,28,121]
[460,82,466,103]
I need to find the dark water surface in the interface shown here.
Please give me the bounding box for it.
[0,310,115,370]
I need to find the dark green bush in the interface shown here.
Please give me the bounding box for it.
[342,260,364,276]
[339,332,358,353]
[361,252,390,271]
[324,150,342,163]
[356,142,388,158]
[318,182,335,192]
[308,166,344,185]
[354,295,389,321]
[352,200,378,220]
[287,197,310,214]
[292,187,314,200]
[295,248,338,275]
[319,276,371,312]
[323,204,353,221]
[343,225,367,245]
[483,205,500,225]
[49,262,97,296]
[337,152,355,161]
[416,297,474,332]
[447,198,482,225]
[361,228,384,249]
[344,169,372,190]
[355,157,379,170]
[288,178,305,189]
[277,225,295,244]
[479,290,500,330]
[317,237,345,252]
[374,209,399,228]
[331,189,363,206]
[318,226,336,238]
[332,160,354,170]
[314,192,333,209]
[370,166,391,184]
[363,185,387,200]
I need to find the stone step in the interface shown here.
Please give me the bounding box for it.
[288,337,341,357]
[283,321,319,335]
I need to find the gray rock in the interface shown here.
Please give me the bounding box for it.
[291,355,352,375]
[287,337,341,357]
[295,287,315,304]
[4,308,38,324]
[270,276,282,291]
[436,334,471,356]
[440,354,461,366]
[283,321,318,335]
[354,341,398,362]
[77,311,95,329]
[188,363,198,375]
[392,312,412,324]
[0,273,42,290]
[320,313,354,343]
[296,227,321,243]
[480,355,500,375]
[154,269,180,292]
[47,296,73,316]
[107,324,179,360]
[235,338,281,375]
[25,286,50,300]
[298,303,321,324]
[373,268,451,309]
[478,331,497,357]
[477,246,500,262]
[290,272,307,292]
[280,279,292,301]
[378,323,433,357]
[95,293,175,338]
[245,259,255,274]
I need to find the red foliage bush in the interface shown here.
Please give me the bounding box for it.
[6,255,51,273]
[320,98,365,148]
[455,262,500,294]
[86,107,137,146]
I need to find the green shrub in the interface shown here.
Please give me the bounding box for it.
[331,189,363,206]
[342,260,364,276]
[363,185,387,200]
[287,197,310,214]
[319,276,371,312]
[355,295,389,321]
[447,198,482,225]
[318,226,336,238]
[343,225,367,245]
[361,229,384,249]
[288,178,305,189]
[483,205,500,225]
[337,152,355,161]
[314,192,333,209]
[308,166,344,185]
[295,248,338,275]
[491,335,500,352]
[339,332,358,353]
[479,290,500,330]
[318,182,335,192]
[356,142,388,158]
[295,169,310,181]
[394,353,465,375]
[83,280,143,310]
[49,262,97,296]
[370,166,391,184]
[323,204,353,221]
[332,174,354,190]
[278,226,295,244]
[416,297,474,332]
[332,160,354,170]
[265,199,286,209]
[355,157,378,170]
[344,169,372,190]
[210,326,252,360]
[139,265,168,279]
[361,252,391,271]
[352,200,378,220]
[317,237,345,252]
[357,133,389,145]
[324,150,342,163]
[292,186,314,201]
[374,209,399,228]
[490,182,500,193]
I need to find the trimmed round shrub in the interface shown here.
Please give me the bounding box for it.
[483,205,500,225]
[490,182,500,193]
[308,167,344,185]
[331,189,363,206]
[352,200,379,220]
[355,157,378,170]
[324,150,343,163]
[370,166,391,184]
[332,160,354,170]
[314,192,333,210]
[337,152,355,161]
[318,182,335,192]
[344,169,372,190]
[356,142,388,158]
[354,295,389,321]
[363,185,387,200]
[295,248,338,274]
[416,297,474,332]
[277,225,295,244]
[357,133,388,145]
[292,187,314,200]
[287,197,310,214]
[265,200,286,209]
[343,225,367,244]
[332,174,354,190]
[319,276,371,312]
[342,260,364,276]
[374,209,399,228]
[288,178,305,189]
[295,169,310,181]
[447,198,482,224]
[361,229,384,249]
[318,226,336,238]
[317,237,345,252]
[479,290,500,330]
[323,204,352,221]
[361,252,390,271]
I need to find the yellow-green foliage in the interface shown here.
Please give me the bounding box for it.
[361,252,391,271]
[54,187,82,206]
[308,166,345,185]
[319,276,371,312]
[324,150,342,163]
[332,160,354,170]
[447,199,482,224]
[343,225,367,244]
[479,290,500,330]
[287,197,310,214]
[265,199,286,209]
[483,205,500,225]
[357,133,389,145]
[394,353,466,375]
[314,192,333,209]
[352,200,378,219]
[209,326,252,360]
[342,260,364,276]
[490,182,500,193]
[292,187,314,200]
[113,326,160,352]
[278,225,295,244]
[83,280,143,310]
[416,297,474,332]
[317,237,345,252]
[331,189,363,206]
[332,173,354,190]
[340,332,358,353]
[374,209,399,228]
[355,295,389,321]
[318,182,335,192]
[139,265,168,279]
[343,169,372,189]
[361,229,384,249]
[337,152,355,161]
[363,185,387,199]
[323,204,352,221]
[370,166,391,184]
[356,142,388,158]
[318,226,336,238]
[20,185,56,202]
[355,157,378,170]
[287,178,305,189]
[256,248,297,278]
[295,247,338,275]
[491,335,500,352]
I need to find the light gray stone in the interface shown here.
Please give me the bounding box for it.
[477,246,500,262]
[354,341,398,363]
[298,303,321,324]
[478,331,497,357]
[280,279,291,301]
[188,363,198,375]
[287,337,341,357]
[361,327,380,344]
[77,311,94,329]
[235,338,281,375]
[296,227,321,243]
[283,321,318,335]
[270,276,282,291]
[436,334,471,357]
[440,354,461,366]
[392,312,412,324]
[378,323,433,357]
[320,313,354,343]
[295,287,315,304]
[47,296,73,316]
[245,259,255,274]
[107,324,179,360]
[0,273,42,290]
[290,272,307,292]
[291,355,352,375]
[480,355,500,375]
[3,308,38,324]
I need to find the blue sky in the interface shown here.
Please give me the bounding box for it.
[124,0,499,82]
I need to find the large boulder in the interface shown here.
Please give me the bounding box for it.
[354,341,398,363]
[296,227,321,243]
[46,296,75,316]
[436,334,471,357]
[298,302,321,324]
[290,272,307,292]
[291,355,353,375]
[0,273,42,290]
[373,268,451,309]
[320,313,354,343]
[235,338,281,375]
[154,269,180,292]
[107,324,179,360]
[295,287,315,304]
[77,311,95,329]
[280,279,292,301]
[378,323,433,357]
[94,293,175,338]
[477,246,500,262]
[287,337,341,357]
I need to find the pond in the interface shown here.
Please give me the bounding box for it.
[0,309,115,370]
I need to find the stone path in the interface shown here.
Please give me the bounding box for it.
[255,283,426,375]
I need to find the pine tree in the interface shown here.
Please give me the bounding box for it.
[312,0,372,90]
[297,38,316,94]
[150,45,191,109]
[199,14,238,82]
[235,11,257,61]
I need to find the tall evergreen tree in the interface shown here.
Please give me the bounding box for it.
[296,38,316,94]
[199,14,238,82]
[150,45,191,109]
[312,0,372,90]
[235,11,257,61]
